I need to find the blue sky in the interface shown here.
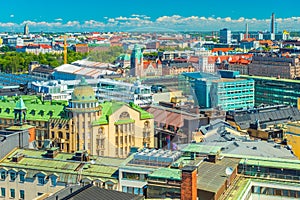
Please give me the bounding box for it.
[0,0,299,32]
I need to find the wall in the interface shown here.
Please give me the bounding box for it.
[0,131,29,159]
[285,123,300,159]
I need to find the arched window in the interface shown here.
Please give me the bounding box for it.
[144,121,150,128]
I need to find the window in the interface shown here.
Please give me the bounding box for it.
[20,190,24,199]
[107,183,113,190]
[0,171,6,180]
[1,188,5,197]
[38,176,45,185]
[51,176,57,186]
[10,189,15,198]
[19,173,25,182]
[10,172,16,181]
[134,187,139,195]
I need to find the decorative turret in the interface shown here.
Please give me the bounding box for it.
[130,44,143,77]
[14,97,27,126]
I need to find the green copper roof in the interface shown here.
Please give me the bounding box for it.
[14,97,27,110]
[114,118,135,125]
[0,149,120,184]
[129,102,153,119]
[6,125,34,131]
[93,101,124,125]
[148,168,181,181]
[0,97,65,121]
[93,101,153,125]
[182,144,221,155]
[71,77,96,102]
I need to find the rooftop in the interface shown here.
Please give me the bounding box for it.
[240,75,300,84]
[94,101,153,125]
[0,149,126,184]
[181,143,221,155]
[148,168,181,181]
[0,97,65,121]
[51,184,144,200]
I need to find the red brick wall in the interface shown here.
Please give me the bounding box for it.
[181,169,197,200]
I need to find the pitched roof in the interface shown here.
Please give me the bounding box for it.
[93,101,153,125]
[15,97,27,110]
[211,48,234,53]
[62,185,143,200]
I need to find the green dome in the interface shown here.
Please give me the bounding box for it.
[71,77,96,102]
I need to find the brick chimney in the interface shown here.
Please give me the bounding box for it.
[181,166,198,200]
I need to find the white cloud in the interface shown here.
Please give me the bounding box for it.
[115,16,140,21]
[0,22,16,27]
[65,21,80,27]
[0,15,300,32]
[83,20,105,27]
[224,17,231,22]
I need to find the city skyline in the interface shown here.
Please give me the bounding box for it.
[0,0,300,32]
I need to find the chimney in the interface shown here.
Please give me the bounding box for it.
[73,150,90,161]
[44,147,59,158]
[181,166,198,200]
[12,153,24,162]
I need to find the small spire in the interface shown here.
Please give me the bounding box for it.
[15,97,27,110]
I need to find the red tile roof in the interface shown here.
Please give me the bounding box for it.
[212,48,234,53]
[143,61,157,69]
[188,56,199,63]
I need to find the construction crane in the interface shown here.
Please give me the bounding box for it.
[64,35,67,64]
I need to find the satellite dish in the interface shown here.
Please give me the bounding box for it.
[225,167,233,176]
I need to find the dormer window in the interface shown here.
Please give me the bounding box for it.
[38,176,45,185]
[36,173,46,185]
[19,173,25,182]
[10,172,16,181]
[0,171,6,180]
[50,176,57,186]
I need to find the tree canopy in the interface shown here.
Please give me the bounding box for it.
[0,50,87,73]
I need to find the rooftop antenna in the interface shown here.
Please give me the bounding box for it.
[225,167,233,188]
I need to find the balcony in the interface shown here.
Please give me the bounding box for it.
[98,145,105,150]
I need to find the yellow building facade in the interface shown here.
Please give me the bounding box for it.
[92,101,154,158]
[0,78,154,158]
[63,77,154,158]
[285,123,300,159]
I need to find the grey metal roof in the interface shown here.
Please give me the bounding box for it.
[61,185,144,200]
[205,140,297,159]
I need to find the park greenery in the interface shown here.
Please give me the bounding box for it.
[0,50,87,73]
